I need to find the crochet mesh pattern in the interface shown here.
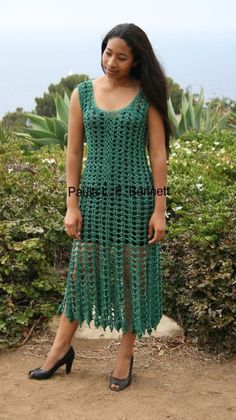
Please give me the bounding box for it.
[57,79,163,338]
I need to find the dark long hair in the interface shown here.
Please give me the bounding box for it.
[100,23,172,160]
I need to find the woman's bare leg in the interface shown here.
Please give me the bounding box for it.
[40,240,96,371]
[110,331,136,390]
[41,314,78,370]
[40,240,84,370]
[110,244,136,390]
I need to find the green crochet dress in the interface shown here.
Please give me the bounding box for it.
[57,78,163,339]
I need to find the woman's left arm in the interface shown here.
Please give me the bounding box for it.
[147,105,167,244]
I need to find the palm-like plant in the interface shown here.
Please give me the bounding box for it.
[168,87,233,137]
[13,91,70,150]
[13,85,234,149]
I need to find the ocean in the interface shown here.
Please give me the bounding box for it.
[1,31,235,119]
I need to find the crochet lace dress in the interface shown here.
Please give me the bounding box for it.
[57,79,163,339]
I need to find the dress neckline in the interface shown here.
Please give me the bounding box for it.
[90,79,141,114]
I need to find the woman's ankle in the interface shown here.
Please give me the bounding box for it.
[51,341,71,354]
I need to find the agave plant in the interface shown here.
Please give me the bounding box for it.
[13,85,234,148]
[13,91,70,150]
[168,87,233,137]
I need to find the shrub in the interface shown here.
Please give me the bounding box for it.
[161,129,236,355]
[0,141,71,348]
[0,130,235,355]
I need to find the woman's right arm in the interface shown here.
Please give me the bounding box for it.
[66,86,84,209]
[64,87,84,239]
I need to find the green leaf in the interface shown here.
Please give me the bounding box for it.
[24,113,49,131]
[55,93,68,125]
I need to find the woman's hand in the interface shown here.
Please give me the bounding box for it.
[148,212,166,245]
[64,206,83,239]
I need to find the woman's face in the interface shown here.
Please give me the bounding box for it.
[102,37,137,78]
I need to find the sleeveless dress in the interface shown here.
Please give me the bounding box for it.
[57,79,163,339]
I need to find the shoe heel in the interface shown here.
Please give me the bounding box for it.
[66,358,74,374]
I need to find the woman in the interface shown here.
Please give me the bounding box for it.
[28,22,171,391]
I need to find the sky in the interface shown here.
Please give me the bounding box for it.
[0,0,235,118]
[1,0,235,35]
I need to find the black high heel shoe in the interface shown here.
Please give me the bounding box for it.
[109,355,134,391]
[28,346,75,380]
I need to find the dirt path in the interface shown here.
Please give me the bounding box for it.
[0,331,235,420]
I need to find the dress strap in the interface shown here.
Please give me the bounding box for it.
[77,81,86,112]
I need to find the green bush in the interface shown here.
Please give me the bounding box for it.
[0,141,71,348]
[161,128,235,355]
[0,130,235,355]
